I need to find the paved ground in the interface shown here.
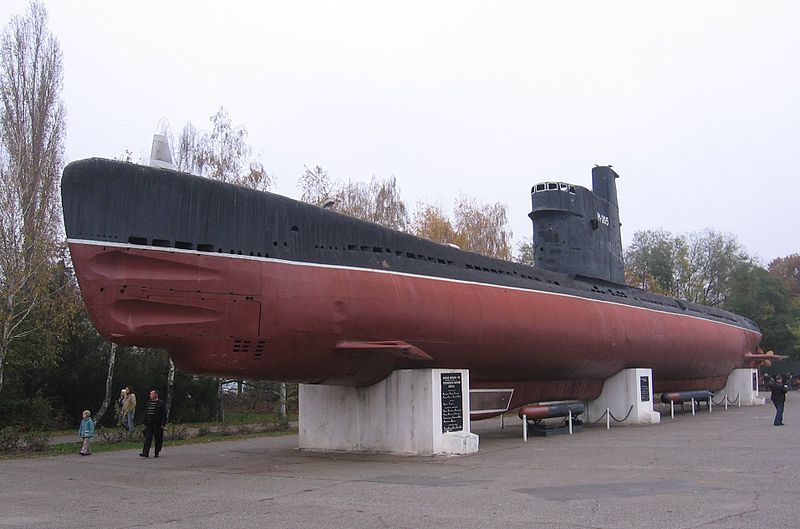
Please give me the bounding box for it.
[2,393,798,529]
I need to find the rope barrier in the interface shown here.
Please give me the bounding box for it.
[608,404,635,423]
[710,393,741,406]
[587,404,635,425]
[589,408,609,425]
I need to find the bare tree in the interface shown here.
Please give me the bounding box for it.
[175,107,273,192]
[369,176,408,232]
[333,176,409,231]
[0,2,66,393]
[299,165,409,230]
[298,164,333,207]
[173,108,274,417]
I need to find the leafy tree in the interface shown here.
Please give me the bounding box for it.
[767,254,800,356]
[677,229,753,306]
[726,263,799,357]
[624,229,682,295]
[453,196,512,260]
[624,228,753,307]
[514,241,535,266]
[411,202,459,245]
[768,254,800,298]
[412,197,512,259]
[0,2,68,394]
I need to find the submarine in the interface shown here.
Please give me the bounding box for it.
[61,158,762,417]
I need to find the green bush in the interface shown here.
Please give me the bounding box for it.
[0,427,20,452]
[164,424,188,441]
[0,397,59,430]
[276,415,290,431]
[235,424,254,435]
[98,425,142,445]
[22,430,50,452]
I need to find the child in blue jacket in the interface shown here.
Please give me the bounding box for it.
[78,410,95,456]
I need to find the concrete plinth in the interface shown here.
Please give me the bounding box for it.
[299,369,479,455]
[717,368,765,406]
[585,368,661,425]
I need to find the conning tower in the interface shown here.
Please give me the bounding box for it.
[529,165,624,283]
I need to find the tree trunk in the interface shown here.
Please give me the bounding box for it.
[217,378,225,422]
[279,382,287,420]
[0,315,10,395]
[94,343,117,423]
[165,357,175,421]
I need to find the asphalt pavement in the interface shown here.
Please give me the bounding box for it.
[2,392,798,529]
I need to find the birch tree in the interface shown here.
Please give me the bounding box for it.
[93,343,117,423]
[176,107,273,191]
[411,197,512,259]
[298,165,333,207]
[0,2,66,394]
[175,108,274,419]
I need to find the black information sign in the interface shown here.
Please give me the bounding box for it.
[752,371,758,391]
[441,372,464,433]
[639,375,650,402]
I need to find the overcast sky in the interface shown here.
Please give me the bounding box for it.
[3,1,798,264]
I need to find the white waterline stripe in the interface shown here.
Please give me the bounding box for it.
[66,238,761,336]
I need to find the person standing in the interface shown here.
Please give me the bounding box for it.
[140,389,167,458]
[117,389,126,428]
[122,387,137,431]
[78,410,95,456]
[770,375,788,426]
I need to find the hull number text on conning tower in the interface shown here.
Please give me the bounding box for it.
[596,212,610,226]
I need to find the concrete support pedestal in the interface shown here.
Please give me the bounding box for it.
[585,368,661,425]
[717,368,765,406]
[299,369,479,455]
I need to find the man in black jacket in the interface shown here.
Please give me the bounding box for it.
[140,389,167,457]
[770,375,788,426]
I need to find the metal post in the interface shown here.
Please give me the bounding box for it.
[568,410,573,435]
[501,414,504,430]
[691,398,696,415]
[709,397,712,413]
[725,395,728,410]
[606,408,610,430]
[522,414,528,442]
[671,400,674,419]
[738,393,741,407]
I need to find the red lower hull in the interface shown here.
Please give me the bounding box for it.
[69,242,761,410]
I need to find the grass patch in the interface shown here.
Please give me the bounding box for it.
[179,412,297,428]
[0,428,297,460]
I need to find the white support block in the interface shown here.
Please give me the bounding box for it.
[585,368,661,425]
[299,369,479,455]
[718,368,765,406]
